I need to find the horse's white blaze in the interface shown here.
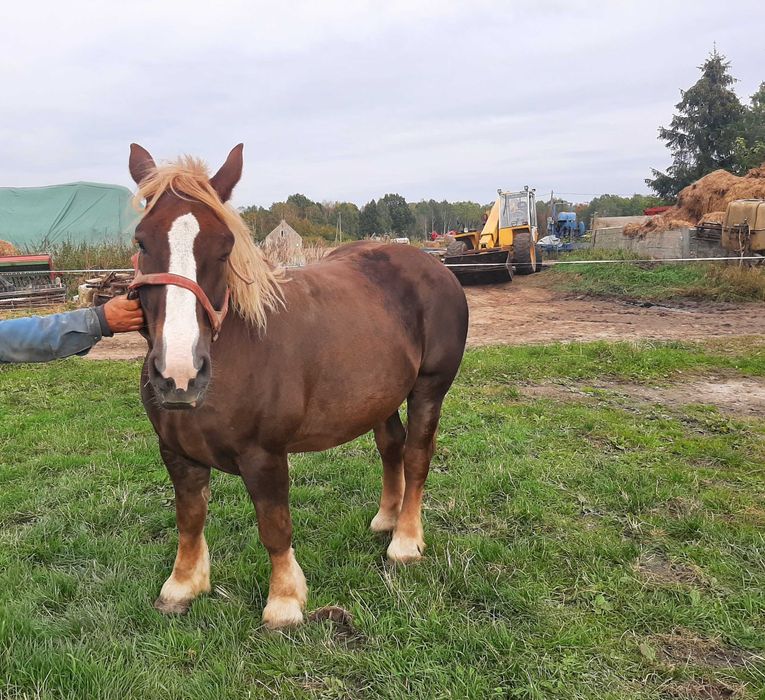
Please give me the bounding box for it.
[161,213,201,391]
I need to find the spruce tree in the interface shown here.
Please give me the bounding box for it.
[379,193,415,235]
[358,199,382,236]
[647,48,744,198]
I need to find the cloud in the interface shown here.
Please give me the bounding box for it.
[0,0,762,205]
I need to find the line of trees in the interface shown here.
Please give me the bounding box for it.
[237,194,612,241]
[240,194,496,242]
[647,48,765,199]
[240,191,672,242]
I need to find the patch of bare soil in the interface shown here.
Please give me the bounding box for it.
[464,275,765,348]
[84,332,147,361]
[661,678,742,699]
[632,378,765,416]
[636,553,707,587]
[655,630,752,670]
[521,376,765,418]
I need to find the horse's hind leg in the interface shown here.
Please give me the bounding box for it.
[239,449,307,629]
[155,447,211,614]
[387,377,447,563]
[370,412,406,533]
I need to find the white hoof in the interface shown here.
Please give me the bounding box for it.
[155,541,211,613]
[262,549,307,629]
[370,509,398,533]
[387,533,425,563]
[263,596,305,629]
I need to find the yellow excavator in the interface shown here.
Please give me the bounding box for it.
[445,187,540,284]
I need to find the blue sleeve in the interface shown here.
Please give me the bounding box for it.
[0,308,105,363]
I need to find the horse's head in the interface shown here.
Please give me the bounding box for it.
[129,143,243,409]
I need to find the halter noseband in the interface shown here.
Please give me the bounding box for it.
[128,253,230,341]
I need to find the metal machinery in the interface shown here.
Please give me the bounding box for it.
[537,211,586,255]
[721,199,765,258]
[445,187,540,284]
[0,254,65,309]
[550,212,586,240]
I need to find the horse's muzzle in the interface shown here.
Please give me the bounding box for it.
[148,355,211,409]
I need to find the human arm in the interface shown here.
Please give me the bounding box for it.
[0,297,144,363]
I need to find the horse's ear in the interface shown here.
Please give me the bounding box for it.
[210,143,244,202]
[129,144,156,186]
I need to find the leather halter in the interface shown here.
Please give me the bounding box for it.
[128,253,230,341]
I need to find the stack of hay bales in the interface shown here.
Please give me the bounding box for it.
[625,164,765,236]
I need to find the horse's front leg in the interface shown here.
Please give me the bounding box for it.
[239,448,307,629]
[154,446,211,614]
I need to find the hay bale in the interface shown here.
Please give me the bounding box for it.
[629,163,765,235]
[744,164,765,179]
[0,240,17,256]
[698,210,726,225]
[674,169,741,222]
[623,216,693,237]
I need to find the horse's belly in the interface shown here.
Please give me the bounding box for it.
[287,416,386,453]
[287,368,415,453]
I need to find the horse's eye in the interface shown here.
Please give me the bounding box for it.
[219,252,230,262]
[137,241,147,253]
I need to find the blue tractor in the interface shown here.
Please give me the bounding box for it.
[539,210,586,254]
[551,211,585,240]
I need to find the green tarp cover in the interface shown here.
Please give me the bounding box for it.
[0,182,137,247]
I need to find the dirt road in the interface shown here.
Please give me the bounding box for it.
[464,275,765,347]
[84,275,765,360]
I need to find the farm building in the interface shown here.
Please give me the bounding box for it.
[0,182,137,247]
[265,219,303,248]
[262,219,304,265]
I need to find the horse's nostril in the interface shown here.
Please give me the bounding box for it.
[149,356,177,392]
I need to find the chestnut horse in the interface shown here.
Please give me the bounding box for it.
[128,144,468,628]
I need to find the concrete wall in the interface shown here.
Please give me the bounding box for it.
[592,215,649,230]
[590,227,733,259]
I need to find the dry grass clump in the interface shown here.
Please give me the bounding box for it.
[0,240,18,255]
[624,217,692,237]
[626,164,765,236]
[702,264,765,301]
[698,210,726,225]
[303,242,332,264]
[44,240,134,270]
[261,238,333,267]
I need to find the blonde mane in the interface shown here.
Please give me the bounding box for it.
[133,156,284,330]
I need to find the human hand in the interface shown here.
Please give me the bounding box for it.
[102,296,144,333]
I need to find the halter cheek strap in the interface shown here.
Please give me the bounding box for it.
[128,253,230,341]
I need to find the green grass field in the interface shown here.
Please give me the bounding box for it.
[1,342,764,699]
[545,250,765,303]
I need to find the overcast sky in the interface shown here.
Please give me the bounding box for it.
[1,0,762,207]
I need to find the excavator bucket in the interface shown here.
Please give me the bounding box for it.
[444,248,513,285]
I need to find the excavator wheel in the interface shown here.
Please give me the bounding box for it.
[513,231,538,275]
[445,239,468,257]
